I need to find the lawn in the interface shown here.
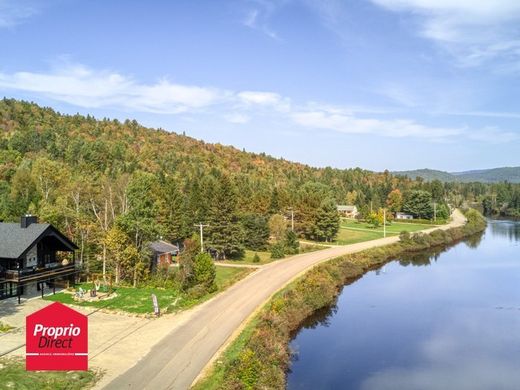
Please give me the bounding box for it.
[341,219,437,234]
[314,219,439,246]
[220,249,273,265]
[0,357,99,390]
[43,266,252,315]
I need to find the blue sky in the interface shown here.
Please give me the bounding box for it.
[0,0,519,171]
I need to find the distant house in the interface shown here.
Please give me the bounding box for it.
[149,240,179,270]
[337,205,359,218]
[0,215,78,302]
[395,212,414,220]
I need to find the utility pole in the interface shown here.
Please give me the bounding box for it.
[383,208,386,238]
[287,207,295,232]
[194,223,209,253]
[433,202,437,222]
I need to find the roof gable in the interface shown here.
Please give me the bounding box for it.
[0,223,77,259]
[149,240,179,254]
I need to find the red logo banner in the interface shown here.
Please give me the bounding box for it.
[26,302,88,371]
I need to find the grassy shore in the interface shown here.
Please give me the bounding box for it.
[44,266,252,315]
[0,357,100,389]
[194,209,486,390]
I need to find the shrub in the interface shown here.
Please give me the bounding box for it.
[193,253,216,290]
[399,231,411,243]
[252,253,261,263]
[270,242,285,259]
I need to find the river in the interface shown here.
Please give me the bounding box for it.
[287,220,520,390]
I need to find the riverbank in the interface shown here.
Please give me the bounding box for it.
[194,209,486,389]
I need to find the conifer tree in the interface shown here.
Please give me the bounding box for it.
[312,198,340,242]
[206,175,244,259]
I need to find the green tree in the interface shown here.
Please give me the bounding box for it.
[284,230,299,254]
[193,253,216,290]
[312,198,340,242]
[118,171,161,249]
[159,177,190,244]
[206,175,244,259]
[270,241,285,259]
[403,190,434,219]
[241,214,270,251]
[178,236,201,290]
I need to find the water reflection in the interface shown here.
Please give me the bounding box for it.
[287,220,520,390]
[489,219,520,242]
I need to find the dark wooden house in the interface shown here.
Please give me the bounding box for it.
[0,215,78,302]
[149,240,179,271]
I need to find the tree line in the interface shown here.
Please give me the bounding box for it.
[0,99,514,285]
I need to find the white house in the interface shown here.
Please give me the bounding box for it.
[337,205,358,218]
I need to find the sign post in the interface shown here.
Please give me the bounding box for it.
[151,293,160,317]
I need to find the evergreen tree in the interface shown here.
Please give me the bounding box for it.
[206,175,244,259]
[284,229,299,254]
[241,213,270,251]
[312,198,340,242]
[193,253,216,291]
[160,177,190,244]
[403,190,434,219]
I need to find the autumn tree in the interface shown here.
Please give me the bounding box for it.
[386,189,403,213]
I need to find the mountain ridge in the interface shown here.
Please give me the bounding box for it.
[392,167,520,183]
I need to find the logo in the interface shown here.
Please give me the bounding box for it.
[26,302,88,371]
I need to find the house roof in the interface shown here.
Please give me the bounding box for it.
[0,222,78,260]
[337,205,357,211]
[149,240,179,255]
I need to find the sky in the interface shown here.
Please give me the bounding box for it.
[0,0,519,172]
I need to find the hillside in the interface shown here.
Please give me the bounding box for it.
[393,167,520,183]
[0,98,424,269]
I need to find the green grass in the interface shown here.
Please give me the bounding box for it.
[220,250,272,265]
[193,318,259,390]
[0,357,99,390]
[304,220,437,246]
[215,266,253,289]
[340,219,436,233]
[43,266,251,315]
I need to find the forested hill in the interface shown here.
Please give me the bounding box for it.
[393,167,520,183]
[0,98,518,279]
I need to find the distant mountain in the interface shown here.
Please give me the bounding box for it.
[392,167,520,183]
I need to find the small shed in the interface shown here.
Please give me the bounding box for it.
[149,240,179,270]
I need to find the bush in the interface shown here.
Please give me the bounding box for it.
[270,242,285,259]
[193,253,216,290]
[399,231,411,243]
[284,230,300,255]
[252,253,261,263]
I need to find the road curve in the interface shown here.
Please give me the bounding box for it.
[104,211,466,390]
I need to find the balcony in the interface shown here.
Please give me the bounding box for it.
[2,263,77,283]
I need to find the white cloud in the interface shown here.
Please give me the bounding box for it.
[0,61,515,143]
[0,0,40,28]
[370,0,520,67]
[241,3,281,40]
[291,107,463,139]
[0,64,228,114]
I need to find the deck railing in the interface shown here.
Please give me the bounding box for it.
[3,263,77,283]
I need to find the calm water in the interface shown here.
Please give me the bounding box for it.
[287,220,520,390]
